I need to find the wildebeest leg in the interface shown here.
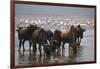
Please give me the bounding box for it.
[57,44,61,53]
[29,40,32,51]
[59,42,61,52]
[62,41,65,56]
[79,37,81,44]
[69,43,77,57]
[77,37,80,47]
[62,41,65,49]
[76,38,80,47]
[22,39,25,51]
[73,45,77,54]
[43,46,46,57]
[79,37,81,43]
[69,43,71,57]
[18,40,22,51]
[39,44,42,56]
[33,42,37,52]
[69,43,74,57]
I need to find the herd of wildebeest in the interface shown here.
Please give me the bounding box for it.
[16,24,86,57]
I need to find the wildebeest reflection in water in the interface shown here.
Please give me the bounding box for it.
[15,24,94,65]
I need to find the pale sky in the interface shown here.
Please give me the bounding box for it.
[15,4,95,16]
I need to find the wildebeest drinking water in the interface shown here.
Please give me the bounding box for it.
[51,29,62,52]
[43,44,51,57]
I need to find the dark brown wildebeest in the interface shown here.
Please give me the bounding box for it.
[31,28,53,56]
[43,30,53,57]
[51,29,62,52]
[17,24,38,51]
[74,25,86,46]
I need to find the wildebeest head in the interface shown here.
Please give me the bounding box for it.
[44,44,51,57]
[76,25,86,38]
[52,29,62,46]
[53,29,62,41]
[51,40,59,52]
[69,25,76,33]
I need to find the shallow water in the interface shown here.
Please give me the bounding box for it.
[15,29,94,65]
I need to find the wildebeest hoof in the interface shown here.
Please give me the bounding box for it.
[77,45,80,48]
[18,49,20,52]
[29,49,31,51]
[40,53,42,56]
[22,49,25,51]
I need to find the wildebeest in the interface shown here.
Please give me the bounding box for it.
[51,29,62,52]
[74,25,86,46]
[61,25,77,49]
[61,25,85,54]
[51,25,85,54]
[31,28,53,56]
[17,24,38,51]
